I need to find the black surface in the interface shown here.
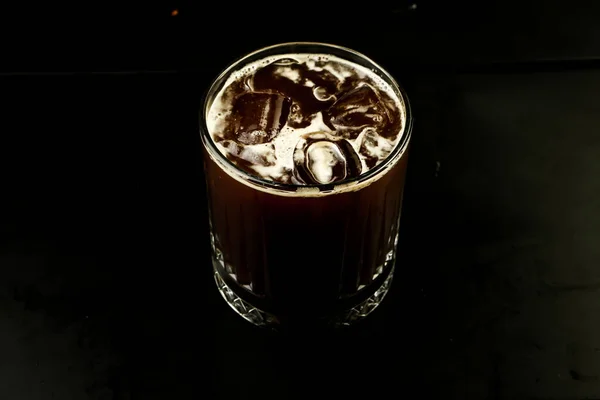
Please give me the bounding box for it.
[3,1,600,399]
[3,0,600,73]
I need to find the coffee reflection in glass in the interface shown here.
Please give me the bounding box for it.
[200,42,412,328]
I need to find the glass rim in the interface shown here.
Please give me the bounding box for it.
[199,41,413,193]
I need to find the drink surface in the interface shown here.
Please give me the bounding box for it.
[206,53,406,187]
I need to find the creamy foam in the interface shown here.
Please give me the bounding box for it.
[205,52,408,196]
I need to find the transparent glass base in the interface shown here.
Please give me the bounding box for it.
[213,263,395,329]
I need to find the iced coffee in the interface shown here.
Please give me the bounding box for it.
[200,43,412,327]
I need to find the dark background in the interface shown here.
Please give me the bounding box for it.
[2,0,600,399]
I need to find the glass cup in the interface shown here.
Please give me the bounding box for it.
[200,42,413,328]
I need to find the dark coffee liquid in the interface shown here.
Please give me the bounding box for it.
[203,52,409,324]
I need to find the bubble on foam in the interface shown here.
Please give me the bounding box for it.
[272,58,299,66]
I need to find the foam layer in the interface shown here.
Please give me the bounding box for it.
[206,52,407,191]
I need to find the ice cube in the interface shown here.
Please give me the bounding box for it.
[252,60,341,128]
[225,92,291,145]
[292,132,362,184]
[306,141,346,184]
[357,128,394,169]
[326,83,392,135]
[335,137,363,179]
